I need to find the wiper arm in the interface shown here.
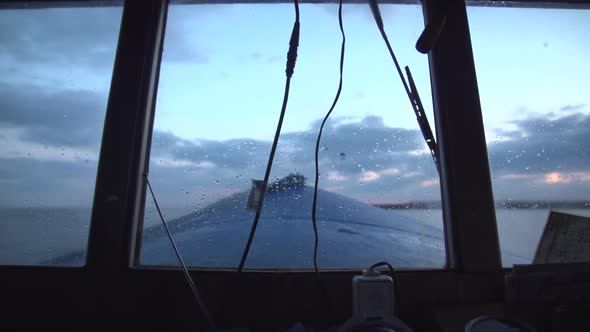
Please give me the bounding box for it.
[368,0,439,174]
[405,66,439,173]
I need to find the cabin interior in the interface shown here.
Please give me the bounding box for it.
[1,0,589,331]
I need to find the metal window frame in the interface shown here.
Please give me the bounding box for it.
[422,0,501,272]
[0,0,508,273]
[113,0,503,273]
[1,0,588,329]
[3,0,587,275]
[7,0,586,275]
[86,0,168,272]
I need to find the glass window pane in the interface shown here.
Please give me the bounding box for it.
[468,6,590,266]
[140,3,445,269]
[0,4,123,266]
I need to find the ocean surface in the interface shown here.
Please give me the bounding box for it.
[1,207,589,267]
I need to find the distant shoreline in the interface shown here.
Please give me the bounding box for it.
[1,201,589,210]
[374,201,590,210]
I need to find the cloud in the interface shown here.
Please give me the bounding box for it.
[420,178,439,187]
[359,171,381,182]
[2,7,586,208]
[560,104,586,112]
[0,79,440,207]
[485,110,590,200]
[488,112,590,175]
[150,115,430,179]
[0,7,122,68]
[381,168,401,176]
[327,171,348,181]
[498,173,535,181]
[143,110,590,204]
[0,83,107,148]
[144,116,440,206]
[151,131,271,170]
[282,115,426,176]
[0,5,210,78]
[2,81,589,207]
[543,171,590,185]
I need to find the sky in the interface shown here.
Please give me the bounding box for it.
[0,3,589,210]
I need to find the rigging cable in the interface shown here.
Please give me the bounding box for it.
[236,0,301,273]
[145,175,216,329]
[311,0,346,276]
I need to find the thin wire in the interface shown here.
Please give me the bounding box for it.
[236,0,300,273]
[145,176,216,329]
[369,261,399,315]
[312,0,345,276]
[236,77,291,273]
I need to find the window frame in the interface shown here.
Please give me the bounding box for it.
[113,0,503,272]
[0,0,503,273]
[2,0,588,329]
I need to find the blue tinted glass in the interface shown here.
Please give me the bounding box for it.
[0,4,123,266]
[468,6,590,266]
[140,3,445,269]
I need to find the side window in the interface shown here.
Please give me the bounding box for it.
[0,4,123,266]
[140,3,445,269]
[468,6,590,266]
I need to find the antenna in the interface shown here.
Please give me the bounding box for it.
[145,175,216,329]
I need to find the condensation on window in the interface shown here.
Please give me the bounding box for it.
[0,4,123,266]
[468,6,590,266]
[140,3,445,270]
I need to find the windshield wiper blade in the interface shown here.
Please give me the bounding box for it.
[405,66,440,173]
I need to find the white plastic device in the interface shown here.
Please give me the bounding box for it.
[352,269,395,319]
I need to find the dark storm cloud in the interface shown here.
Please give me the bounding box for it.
[488,112,590,174]
[151,131,270,170]
[0,83,106,147]
[560,104,586,112]
[0,77,429,180]
[0,7,122,68]
[150,114,428,179]
[4,72,587,181]
[0,5,209,68]
[145,117,439,206]
[281,115,423,171]
[3,78,589,207]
